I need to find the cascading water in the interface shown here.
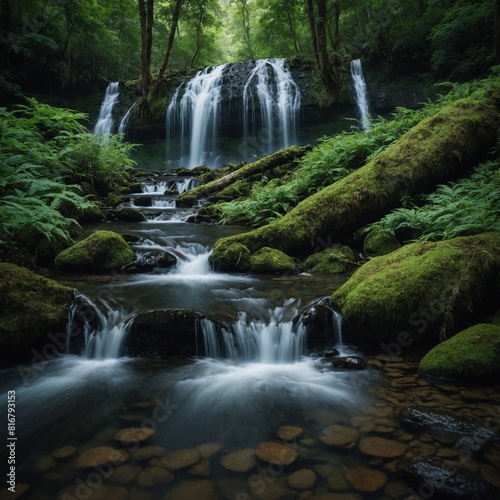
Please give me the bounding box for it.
[94,82,120,135]
[350,59,370,130]
[118,100,138,136]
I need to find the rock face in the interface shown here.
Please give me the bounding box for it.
[55,230,135,272]
[0,263,74,359]
[396,456,499,499]
[332,233,500,343]
[419,323,500,382]
[250,247,299,275]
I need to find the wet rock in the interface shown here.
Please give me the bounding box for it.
[133,196,152,207]
[129,445,167,461]
[342,465,387,492]
[161,448,200,470]
[106,207,147,222]
[196,442,222,459]
[136,467,174,488]
[121,251,177,273]
[209,242,251,272]
[189,459,211,476]
[396,456,499,499]
[220,449,256,472]
[399,406,497,443]
[359,437,406,458]
[108,464,141,484]
[248,474,291,500]
[319,425,359,449]
[320,348,340,358]
[76,446,129,469]
[277,425,303,441]
[330,356,367,370]
[287,469,317,490]
[51,445,77,459]
[113,427,155,444]
[34,456,57,473]
[255,441,298,465]
[163,479,219,500]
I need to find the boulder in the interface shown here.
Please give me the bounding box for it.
[121,251,177,273]
[250,247,299,275]
[208,242,251,272]
[419,324,500,382]
[132,196,152,207]
[331,233,500,342]
[106,207,147,222]
[330,356,367,370]
[0,263,74,359]
[363,230,401,257]
[396,456,499,499]
[306,245,356,274]
[55,230,135,272]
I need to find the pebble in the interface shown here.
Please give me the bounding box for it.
[277,425,303,441]
[113,427,155,444]
[196,442,222,459]
[163,479,219,500]
[287,469,317,490]
[129,445,166,461]
[108,464,141,484]
[51,445,77,459]
[359,437,406,458]
[136,467,174,488]
[342,465,388,492]
[161,449,200,470]
[76,447,129,469]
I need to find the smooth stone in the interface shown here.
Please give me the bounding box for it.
[359,437,406,458]
[161,448,200,470]
[396,456,499,499]
[163,479,219,500]
[287,469,317,490]
[277,425,304,441]
[34,456,57,473]
[113,427,155,444]
[137,467,175,488]
[189,459,211,476]
[220,449,256,472]
[255,441,298,465]
[319,425,359,449]
[342,465,388,492]
[76,447,129,468]
[129,487,156,500]
[196,442,222,459]
[130,445,166,461]
[51,445,77,459]
[300,438,316,447]
[108,464,141,484]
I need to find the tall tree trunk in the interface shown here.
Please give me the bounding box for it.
[138,0,154,96]
[495,0,500,64]
[191,0,204,68]
[284,1,301,54]
[315,0,336,90]
[152,0,184,95]
[306,0,320,67]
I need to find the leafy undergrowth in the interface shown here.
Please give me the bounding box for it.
[218,77,499,227]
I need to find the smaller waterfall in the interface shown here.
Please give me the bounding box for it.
[350,60,370,130]
[141,179,198,195]
[94,82,120,135]
[118,100,138,136]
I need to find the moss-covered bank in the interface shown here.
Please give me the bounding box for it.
[0,263,74,359]
[331,232,500,343]
[211,98,499,263]
[418,324,500,382]
[55,230,135,272]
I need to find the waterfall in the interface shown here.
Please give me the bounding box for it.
[243,58,301,156]
[118,100,138,136]
[350,59,370,130]
[141,178,198,194]
[94,82,120,135]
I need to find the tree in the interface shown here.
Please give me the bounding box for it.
[138,0,154,95]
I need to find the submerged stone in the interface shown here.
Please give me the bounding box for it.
[255,441,298,465]
[163,479,219,500]
[330,356,367,370]
[287,468,317,490]
[358,437,406,458]
[319,425,359,449]
[277,425,303,441]
[342,465,388,492]
[396,456,499,499]
[161,448,200,470]
[136,467,174,488]
[113,427,155,444]
[76,446,129,469]
[220,449,256,472]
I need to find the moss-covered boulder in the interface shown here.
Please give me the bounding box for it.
[331,232,500,343]
[74,203,105,224]
[55,230,135,273]
[106,193,123,207]
[250,247,299,275]
[106,208,147,222]
[0,263,74,359]
[363,231,401,257]
[208,242,251,272]
[211,98,499,259]
[419,324,500,382]
[306,245,355,274]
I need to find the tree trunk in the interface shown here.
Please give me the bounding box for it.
[495,0,500,64]
[306,0,320,67]
[191,0,204,68]
[138,0,154,96]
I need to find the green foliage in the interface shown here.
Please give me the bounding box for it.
[0,99,135,265]
[366,159,500,242]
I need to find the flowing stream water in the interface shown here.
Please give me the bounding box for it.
[93,82,120,135]
[2,178,500,499]
[350,60,370,131]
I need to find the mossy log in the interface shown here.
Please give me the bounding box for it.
[177,145,311,206]
[211,99,499,260]
[331,232,500,343]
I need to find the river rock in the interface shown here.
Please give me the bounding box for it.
[76,446,129,468]
[277,425,303,441]
[358,437,406,458]
[34,456,57,473]
[196,442,222,459]
[189,459,211,476]
[249,247,299,275]
[161,448,200,470]
[220,449,256,472]
[51,445,77,459]
[129,445,166,461]
[287,469,317,489]
[319,425,359,449]
[163,479,219,500]
[396,456,499,499]
[113,427,155,444]
[330,356,367,370]
[106,207,147,222]
[363,230,401,257]
[137,467,174,488]
[133,196,152,207]
[248,474,291,500]
[122,251,177,273]
[108,464,141,484]
[255,441,298,465]
[342,465,387,492]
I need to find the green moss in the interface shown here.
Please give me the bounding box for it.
[74,203,104,223]
[312,260,347,274]
[55,230,135,272]
[107,208,147,222]
[331,232,500,341]
[363,230,401,257]
[211,98,499,259]
[419,324,500,382]
[208,242,251,273]
[250,247,299,275]
[0,263,74,356]
[106,193,122,207]
[305,245,355,269]
[214,179,251,201]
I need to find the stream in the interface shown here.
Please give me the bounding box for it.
[1,176,500,500]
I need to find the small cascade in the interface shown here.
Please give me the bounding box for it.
[243,58,301,156]
[94,82,120,135]
[67,294,133,359]
[350,59,370,130]
[141,178,198,195]
[151,199,176,208]
[167,64,227,169]
[174,243,212,275]
[175,177,199,193]
[118,100,138,136]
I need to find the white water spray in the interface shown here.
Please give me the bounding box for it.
[350,59,370,130]
[94,82,120,135]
